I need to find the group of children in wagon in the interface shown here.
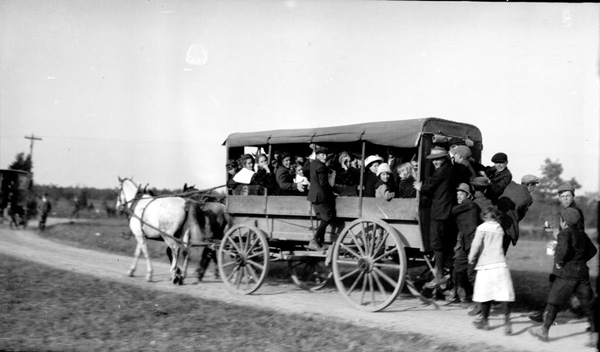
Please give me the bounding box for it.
[226,143,596,346]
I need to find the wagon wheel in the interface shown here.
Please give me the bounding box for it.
[332,218,407,312]
[288,257,332,292]
[217,225,270,294]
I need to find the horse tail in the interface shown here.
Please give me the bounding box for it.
[183,201,208,247]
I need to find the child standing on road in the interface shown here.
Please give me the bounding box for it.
[468,206,515,335]
[529,207,597,345]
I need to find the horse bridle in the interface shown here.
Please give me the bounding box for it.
[117,181,143,213]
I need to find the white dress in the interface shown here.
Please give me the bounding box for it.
[469,221,515,302]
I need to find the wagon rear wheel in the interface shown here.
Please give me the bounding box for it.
[288,256,332,291]
[217,225,270,294]
[332,218,407,312]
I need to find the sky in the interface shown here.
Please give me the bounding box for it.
[1,1,599,194]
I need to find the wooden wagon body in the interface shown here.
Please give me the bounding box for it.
[218,118,483,311]
[0,169,33,227]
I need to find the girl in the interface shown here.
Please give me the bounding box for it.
[396,162,417,198]
[293,163,309,191]
[374,163,395,200]
[468,206,515,335]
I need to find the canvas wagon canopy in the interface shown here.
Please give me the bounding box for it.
[224,117,482,148]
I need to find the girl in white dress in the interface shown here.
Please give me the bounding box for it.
[468,206,515,335]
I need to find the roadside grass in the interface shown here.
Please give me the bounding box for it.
[39,220,599,313]
[1,255,506,352]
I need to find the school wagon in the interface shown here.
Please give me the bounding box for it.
[219,118,483,311]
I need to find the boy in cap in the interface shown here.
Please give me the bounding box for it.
[485,152,512,202]
[414,146,456,287]
[306,146,336,250]
[529,208,597,344]
[450,183,480,305]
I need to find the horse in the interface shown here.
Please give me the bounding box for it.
[116,177,209,284]
[178,183,230,281]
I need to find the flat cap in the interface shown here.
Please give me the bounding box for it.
[453,145,472,158]
[472,176,490,187]
[557,182,574,194]
[521,174,539,185]
[491,152,508,163]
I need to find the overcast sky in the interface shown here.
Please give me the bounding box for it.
[1,1,598,194]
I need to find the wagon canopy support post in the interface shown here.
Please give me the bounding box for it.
[357,141,366,218]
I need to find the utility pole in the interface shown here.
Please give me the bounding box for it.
[24,134,42,160]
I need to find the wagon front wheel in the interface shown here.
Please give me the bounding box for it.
[332,218,407,312]
[217,225,270,294]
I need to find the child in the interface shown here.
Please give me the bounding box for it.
[468,206,515,335]
[529,207,597,344]
[293,163,310,190]
[396,162,417,198]
[374,163,395,200]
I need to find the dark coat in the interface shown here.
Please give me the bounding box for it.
[559,202,585,232]
[452,162,471,188]
[275,166,300,195]
[552,227,597,280]
[363,171,379,198]
[485,167,512,202]
[420,161,454,220]
[397,175,416,198]
[251,169,277,193]
[497,181,533,222]
[333,167,359,196]
[451,198,479,251]
[473,191,493,218]
[307,159,335,204]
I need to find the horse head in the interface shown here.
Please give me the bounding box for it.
[116,177,141,212]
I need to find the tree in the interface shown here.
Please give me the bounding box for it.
[8,152,32,172]
[534,158,581,203]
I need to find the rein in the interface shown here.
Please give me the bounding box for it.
[118,181,217,247]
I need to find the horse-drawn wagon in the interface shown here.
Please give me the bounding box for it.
[0,169,33,228]
[219,118,483,311]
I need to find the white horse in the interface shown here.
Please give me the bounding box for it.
[116,177,207,284]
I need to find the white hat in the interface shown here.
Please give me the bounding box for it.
[365,155,383,168]
[377,163,392,176]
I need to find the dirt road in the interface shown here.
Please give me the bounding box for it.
[0,221,593,352]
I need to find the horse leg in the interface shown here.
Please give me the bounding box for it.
[128,243,142,277]
[181,245,191,282]
[169,244,182,285]
[140,242,153,282]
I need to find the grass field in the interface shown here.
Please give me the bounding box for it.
[1,255,456,352]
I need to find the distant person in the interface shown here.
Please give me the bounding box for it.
[70,196,81,220]
[306,146,336,251]
[529,208,597,345]
[468,206,515,335]
[374,163,395,200]
[38,193,52,232]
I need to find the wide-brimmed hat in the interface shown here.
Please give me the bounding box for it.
[521,174,539,185]
[472,176,490,187]
[376,163,392,176]
[365,155,384,167]
[491,152,508,163]
[557,182,574,195]
[561,207,580,226]
[426,146,448,159]
[456,183,472,197]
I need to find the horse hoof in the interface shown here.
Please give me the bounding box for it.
[172,277,180,285]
